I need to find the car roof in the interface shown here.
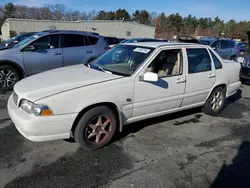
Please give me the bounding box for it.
[37,30,101,37]
[121,42,205,48]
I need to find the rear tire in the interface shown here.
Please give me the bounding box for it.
[0,65,20,91]
[74,106,117,150]
[202,87,226,116]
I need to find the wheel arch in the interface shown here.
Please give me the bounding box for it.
[205,84,227,102]
[71,102,123,137]
[0,60,26,79]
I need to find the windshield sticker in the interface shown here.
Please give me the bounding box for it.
[133,48,150,54]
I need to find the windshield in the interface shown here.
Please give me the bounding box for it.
[2,37,14,44]
[200,40,213,45]
[91,45,154,76]
[12,35,39,48]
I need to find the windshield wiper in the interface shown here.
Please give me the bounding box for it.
[98,67,113,74]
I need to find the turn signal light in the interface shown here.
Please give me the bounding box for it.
[40,109,53,116]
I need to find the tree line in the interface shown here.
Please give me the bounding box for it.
[1,2,250,41]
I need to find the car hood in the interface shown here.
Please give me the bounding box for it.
[14,65,122,102]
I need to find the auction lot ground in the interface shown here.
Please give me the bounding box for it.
[1,84,250,188]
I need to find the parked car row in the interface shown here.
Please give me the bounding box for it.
[7,41,241,150]
[0,30,244,92]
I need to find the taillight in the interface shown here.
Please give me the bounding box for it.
[105,47,111,51]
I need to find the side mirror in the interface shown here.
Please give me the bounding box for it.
[140,72,158,82]
[212,47,217,50]
[13,40,18,44]
[25,45,35,51]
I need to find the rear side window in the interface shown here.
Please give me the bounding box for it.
[88,36,99,45]
[63,34,84,48]
[209,50,222,69]
[187,48,212,74]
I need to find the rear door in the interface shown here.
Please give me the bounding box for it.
[23,34,62,75]
[62,34,95,67]
[182,48,216,106]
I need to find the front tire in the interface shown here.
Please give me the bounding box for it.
[0,65,20,91]
[74,106,117,150]
[202,87,226,116]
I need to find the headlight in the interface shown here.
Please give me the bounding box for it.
[20,99,53,116]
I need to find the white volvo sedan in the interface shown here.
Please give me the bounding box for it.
[8,42,241,150]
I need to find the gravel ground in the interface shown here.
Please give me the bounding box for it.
[0,85,250,188]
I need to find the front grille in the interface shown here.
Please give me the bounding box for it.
[13,93,18,106]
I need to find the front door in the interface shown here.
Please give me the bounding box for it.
[62,34,95,67]
[23,34,62,75]
[132,48,186,118]
[182,48,216,107]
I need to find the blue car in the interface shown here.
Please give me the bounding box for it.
[199,37,240,60]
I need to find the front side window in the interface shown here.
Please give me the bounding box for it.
[63,34,84,48]
[144,49,182,78]
[90,45,154,76]
[29,35,59,50]
[187,48,212,74]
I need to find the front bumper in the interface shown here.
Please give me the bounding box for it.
[7,94,78,142]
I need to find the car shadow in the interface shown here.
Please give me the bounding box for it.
[223,89,242,109]
[113,107,202,143]
[113,89,242,143]
[145,78,169,89]
[210,141,250,188]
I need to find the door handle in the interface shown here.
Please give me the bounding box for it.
[85,50,93,53]
[208,73,216,78]
[176,78,186,83]
[52,52,62,55]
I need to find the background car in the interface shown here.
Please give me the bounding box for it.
[0,32,36,50]
[109,38,166,48]
[236,55,250,83]
[236,41,247,54]
[199,37,240,60]
[0,30,109,90]
[172,35,201,44]
[121,38,166,43]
